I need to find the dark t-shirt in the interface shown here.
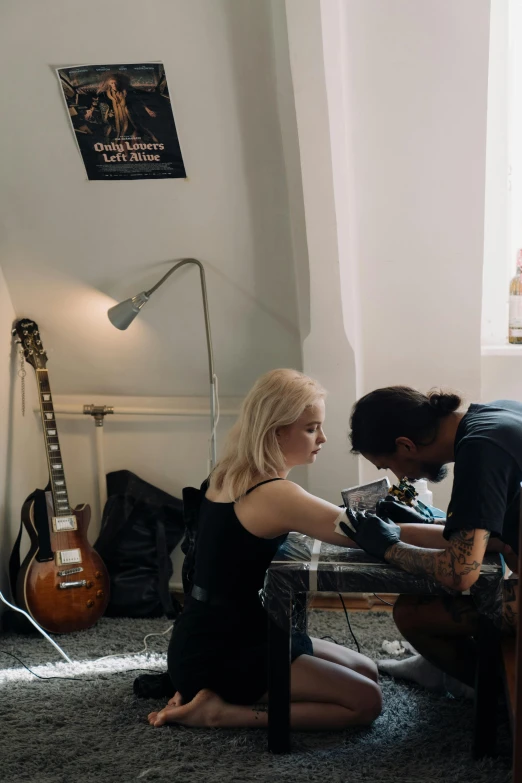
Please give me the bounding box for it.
[442,400,522,554]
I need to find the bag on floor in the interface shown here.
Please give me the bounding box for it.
[94,470,185,618]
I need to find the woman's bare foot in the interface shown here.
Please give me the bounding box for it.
[167,691,184,708]
[148,689,225,728]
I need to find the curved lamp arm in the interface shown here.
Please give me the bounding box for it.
[107,258,217,468]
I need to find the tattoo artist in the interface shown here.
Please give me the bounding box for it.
[339,387,522,696]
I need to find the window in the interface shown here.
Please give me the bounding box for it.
[482,0,521,350]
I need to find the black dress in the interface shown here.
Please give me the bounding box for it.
[167,479,313,704]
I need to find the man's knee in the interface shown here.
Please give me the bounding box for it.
[393,595,423,634]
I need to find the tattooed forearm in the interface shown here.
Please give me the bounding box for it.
[385,543,441,580]
[385,529,489,590]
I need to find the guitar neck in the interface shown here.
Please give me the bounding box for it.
[36,369,72,516]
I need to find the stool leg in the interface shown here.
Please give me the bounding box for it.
[473,613,501,758]
[268,597,292,753]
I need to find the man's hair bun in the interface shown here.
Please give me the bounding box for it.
[427,390,462,417]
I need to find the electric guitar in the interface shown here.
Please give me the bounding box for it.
[12,318,110,633]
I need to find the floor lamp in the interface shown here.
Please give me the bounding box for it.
[107,258,217,469]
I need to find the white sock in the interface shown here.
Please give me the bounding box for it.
[378,654,446,690]
[378,654,474,699]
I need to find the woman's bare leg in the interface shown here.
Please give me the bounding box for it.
[148,654,382,730]
[310,637,379,682]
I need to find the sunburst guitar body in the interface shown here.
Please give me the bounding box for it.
[13,318,110,633]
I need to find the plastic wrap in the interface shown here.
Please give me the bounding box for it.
[262,532,506,632]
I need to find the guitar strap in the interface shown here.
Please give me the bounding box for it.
[8,516,26,598]
[9,488,54,597]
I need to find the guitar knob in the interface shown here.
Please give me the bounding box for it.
[86,580,94,588]
[96,590,104,598]
[86,600,94,608]
[95,571,102,579]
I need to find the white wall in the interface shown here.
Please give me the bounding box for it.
[0,265,16,600]
[284,0,359,502]
[0,0,514,600]
[338,0,491,508]
[482,0,510,346]
[0,0,311,594]
[0,268,47,604]
[0,0,302,400]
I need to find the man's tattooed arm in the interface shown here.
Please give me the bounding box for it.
[384,529,491,591]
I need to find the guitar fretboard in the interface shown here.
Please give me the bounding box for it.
[37,370,71,516]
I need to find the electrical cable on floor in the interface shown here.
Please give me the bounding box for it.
[338,593,361,653]
[373,593,394,607]
[0,590,72,663]
[0,621,174,683]
[95,624,173,662]
[0,650,163,682]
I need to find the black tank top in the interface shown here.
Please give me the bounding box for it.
[191,478,286,602]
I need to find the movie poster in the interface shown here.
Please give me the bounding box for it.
[56,62,186,181]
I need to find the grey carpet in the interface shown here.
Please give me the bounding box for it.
[0,610,512,783]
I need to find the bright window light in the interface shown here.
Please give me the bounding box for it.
[482,0,522,348]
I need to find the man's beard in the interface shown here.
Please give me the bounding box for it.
[421,463,448,483]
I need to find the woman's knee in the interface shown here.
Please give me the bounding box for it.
[311,638,379,683]
[351,679,382,725]
[353,657,379,684]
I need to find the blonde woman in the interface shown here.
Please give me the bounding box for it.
[148,369,382,731]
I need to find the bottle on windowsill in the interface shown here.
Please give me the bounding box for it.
[508,249,522,344]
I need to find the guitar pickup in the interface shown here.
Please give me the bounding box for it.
[52,515,77,532]
[58,580,87,590]
[55,549,82,565]
[57,566,83,577]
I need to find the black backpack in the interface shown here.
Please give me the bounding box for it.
[94,470,185,618]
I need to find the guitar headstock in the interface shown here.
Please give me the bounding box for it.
[12,318,48,370]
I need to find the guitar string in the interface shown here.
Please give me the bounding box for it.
[39,366,73,588]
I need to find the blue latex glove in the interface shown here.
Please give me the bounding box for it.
[339,509,401,560]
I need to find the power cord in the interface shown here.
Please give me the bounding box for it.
[338,593,361,653]
[95,625,173,662]
[0,650,163,682]
[0,589,71,663]
[373,593,394,607]
[0,587,173,682]
[320,594,393,651]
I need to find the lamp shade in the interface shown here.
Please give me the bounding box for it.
[107,292,149,330]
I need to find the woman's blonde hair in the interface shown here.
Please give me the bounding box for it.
[210,368,326,501]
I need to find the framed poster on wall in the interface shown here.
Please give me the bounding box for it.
[56,62,186,181]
